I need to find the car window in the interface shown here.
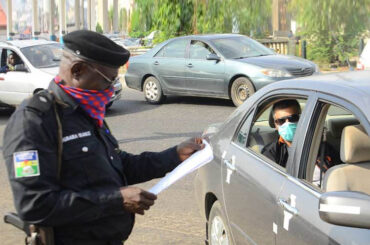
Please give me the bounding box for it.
[155,39,187,58]
[0,49,25,71]
[234,97,307,170]
[303,103,368,193]
[189,40,215,59]
[211,36,275,59]
[21,43,62,68]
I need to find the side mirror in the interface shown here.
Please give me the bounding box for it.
[319,191,370,229]
[206,53,221,61]
[14,64,28,72]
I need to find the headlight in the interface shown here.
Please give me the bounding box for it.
[261,69,292,78]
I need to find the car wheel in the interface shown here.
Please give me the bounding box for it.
[208,201,233,245]
[143,76,165,104]
[230,77,255,107]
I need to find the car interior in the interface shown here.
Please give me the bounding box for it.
[305,104,370,194]
[245,98,370,195]
[0,49,24,69]
[322,124,370,195]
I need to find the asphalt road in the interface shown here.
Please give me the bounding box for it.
[0,87,235,245]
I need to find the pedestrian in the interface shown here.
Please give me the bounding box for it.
[3,30,204,245]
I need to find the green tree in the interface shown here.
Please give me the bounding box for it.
[120,8,128,33]
[290,0,370,63]
[153,0,194,42]
[231,0,271,38]
[96,22,103,34]
[130,0,273,43]
[108,6,114,32]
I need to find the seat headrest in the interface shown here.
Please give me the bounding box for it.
[341,125,370,163]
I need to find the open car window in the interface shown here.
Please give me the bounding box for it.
[234,96,308,170]
[303,102,370,196]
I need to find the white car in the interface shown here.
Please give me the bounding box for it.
[357,40,370,70]
[0,40,122,107]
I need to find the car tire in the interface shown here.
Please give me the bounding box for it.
[143,76,165,104]
[208,201,233,245]
[230,77,255,107]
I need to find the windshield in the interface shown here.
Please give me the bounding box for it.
[211,36,275,59]
[21,43,62,68]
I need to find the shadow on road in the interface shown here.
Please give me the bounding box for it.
[164,95,234,107]
[116,131,202,144]
[106,99,160,117]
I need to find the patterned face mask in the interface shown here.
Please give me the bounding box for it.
[278,122,297,142]
[54,76,114,127]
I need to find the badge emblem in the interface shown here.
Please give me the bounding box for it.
[13,150,40,178]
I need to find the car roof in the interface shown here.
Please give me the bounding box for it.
[175,33,245,41]
[264,71,370,120]
[0,39,59,49]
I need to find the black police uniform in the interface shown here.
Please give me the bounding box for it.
[3,80,181,245]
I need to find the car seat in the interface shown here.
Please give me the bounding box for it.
[325,117,359,154]
[323,125,370,195]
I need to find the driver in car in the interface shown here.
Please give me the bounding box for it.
[261,99,301,167]
[262,99,340,185]
[0,53,16,73]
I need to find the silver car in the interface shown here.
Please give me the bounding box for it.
[195,71,370,245]
[125,34,319,106]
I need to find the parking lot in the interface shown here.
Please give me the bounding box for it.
[0,87,235,245]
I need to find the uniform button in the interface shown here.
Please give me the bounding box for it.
[110,156,114,160]
[82,146,88,152]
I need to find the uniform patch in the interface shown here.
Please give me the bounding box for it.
[13,151,40,178]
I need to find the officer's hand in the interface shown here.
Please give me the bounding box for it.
[177,137,205,162]
[120,187,157,215]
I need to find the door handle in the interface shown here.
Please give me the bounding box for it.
[278,198,298,215]
[187,63,193,68]
[154,61,159,65]
[224,159,236,171]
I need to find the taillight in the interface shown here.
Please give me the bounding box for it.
[125,61,130,70]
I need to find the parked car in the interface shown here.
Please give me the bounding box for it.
[195,71,370,245]
[125,34,319,106]
[357,40,370,70]
[0,40,122,107]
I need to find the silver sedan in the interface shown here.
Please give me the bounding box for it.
[195,71,370,245]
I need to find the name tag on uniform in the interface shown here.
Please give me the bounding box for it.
[13,150,40,178]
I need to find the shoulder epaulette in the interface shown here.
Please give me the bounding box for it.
[25,90,55,113]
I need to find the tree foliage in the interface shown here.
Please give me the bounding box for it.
[130,0,272,42]
[119,8,128,33]
[96,22,103,34]
[290,0,370,63]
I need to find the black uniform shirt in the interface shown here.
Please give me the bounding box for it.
[3,81,181,241]
[261,136,289,168]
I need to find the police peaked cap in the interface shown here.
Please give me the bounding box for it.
[63,30,130,68]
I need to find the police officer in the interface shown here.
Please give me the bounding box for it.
[3,30,204,245]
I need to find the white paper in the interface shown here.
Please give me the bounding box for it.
[149,140,213,194]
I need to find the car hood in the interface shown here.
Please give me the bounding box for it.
[39,67,59,76]
[236,54,314,69]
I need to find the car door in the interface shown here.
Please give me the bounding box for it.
[0,48,33,105]
[221,92,311,245]
[185,40,225,95]
[276,94,370,245]
[152,38,188,92]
